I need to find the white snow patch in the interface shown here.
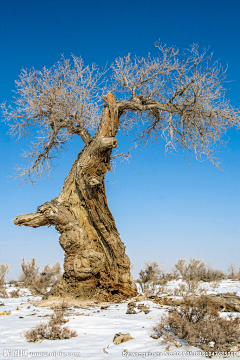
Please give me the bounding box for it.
[0,282,239,359]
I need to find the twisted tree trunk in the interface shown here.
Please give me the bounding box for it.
[13,94,137,301]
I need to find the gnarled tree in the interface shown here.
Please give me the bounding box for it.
[2,43,240,300]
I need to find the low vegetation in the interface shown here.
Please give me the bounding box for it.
[136,257,237,297]
[0,256,238,298]
[22,301,77,342]
[152,294,240,352]
[0,256,240,354]
[173,257,227,282]
[23,322,77,342]
[49,301,70,326]
[0,263,11,298]
[9,288,21,298]
[18,257,62,295]
[136,261,175,296]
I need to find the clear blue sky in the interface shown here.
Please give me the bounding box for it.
[0,0,239,279]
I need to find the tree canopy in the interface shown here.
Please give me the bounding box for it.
[2,42,240,183]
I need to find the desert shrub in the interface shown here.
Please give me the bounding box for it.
[173,283,186,297]
[19,258,62,295]
[227,262,239,280]
[33,261,62,294]
[23,300,76,342]
[173,258,226,283]
[139,261,163,283]
[19,257,39,286]
[0,263,11,298]
[9,288,21,298]
[203,263,226,282]
[173,282,207,297]
[153,294,240,352]
[0,288,8,298]
[23,322,77,342]
[137,261,166,295]
[162,273,176,282]
[174,258,206,280]
[0,263,11,287]
[9,279,20,287]
[49,301,69,326]
[210,279,221,291]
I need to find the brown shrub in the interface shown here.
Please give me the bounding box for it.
[0,263,11,298]
[18,258,39,286]
[210,280,221,291]
[19,258,62,295]
[227,262,239,280]
[23,322,77,342]
[9,279,20,286]
[9,288,21,298]
[173,258,226,283]
[23,298,74,342]
[49,301,69,326]
[137,261,166,295]
[173,280,208,297]
[0,288,8,298]
[0,263,11,287]
[174,258,206,281]
[153,294,240,352]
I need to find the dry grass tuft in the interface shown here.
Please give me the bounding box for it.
[9,288,21,298]
[23,300,76,342]
[23,322,77,342]
[49,301,70,326]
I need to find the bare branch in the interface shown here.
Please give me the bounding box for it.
[113,43,240,166]
[1,56,107,183]
[2,42,240,185]
[110,144,137,161]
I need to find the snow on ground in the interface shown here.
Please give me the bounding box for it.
[164,279,240,296]
[0,281,240,360]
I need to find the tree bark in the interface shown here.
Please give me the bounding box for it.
[13,93,137,301]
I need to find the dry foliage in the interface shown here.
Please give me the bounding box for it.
[173,282,205,296]
[0,263,11,298]
[173,258,226,282]
[137,261,166,295]
[23,301,76,342]
[9,288,21,298]
[210,280,221,291]
[153,294,240,352]
[227,262,240,280]
[19,257,62,295]
[49,301,69,326]
[23,322,77,342]
[0,288,8,299]
[0,263,11,287]
[19,257,39,285]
